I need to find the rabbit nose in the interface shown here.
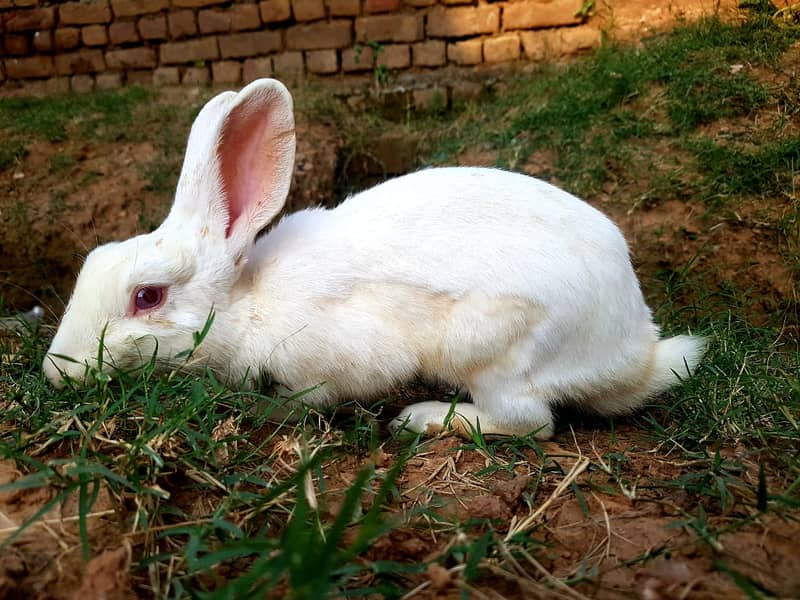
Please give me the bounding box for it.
[43,353,74,389]
[42,355,66,388]
[42,353,89,389]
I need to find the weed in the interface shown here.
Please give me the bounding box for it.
[0,139,28,170]
[48,153,76,174]
[691,137,800,198]
[48,190,69,219]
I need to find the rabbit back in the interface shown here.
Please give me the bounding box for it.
[246,167,661,417]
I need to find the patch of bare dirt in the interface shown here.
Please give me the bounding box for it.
[594,0,741,41]
[0,119,340,315]
[0,460,132,600]
[0,140,160,314]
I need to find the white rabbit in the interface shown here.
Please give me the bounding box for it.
[43,78,706,439]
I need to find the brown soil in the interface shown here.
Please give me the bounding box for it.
[2,2,799,598]
[3,426,798,598]
[0,460,132,599]
[0,116,340,316]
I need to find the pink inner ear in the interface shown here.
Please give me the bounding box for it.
[218,101,274,238]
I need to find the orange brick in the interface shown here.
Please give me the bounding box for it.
[447,38,482,65]
[4,34,30,56]
[54,28,81,50]
[355,14,422,43]
[108,21,139,45]
[560,26,601,53]
[33,30,54,52]
[153,66,179,84]
[4,7,55,32]
[343,44,413,72]
[327,0,359,16]
[483,33,519,62]
[243,56,272,81]
[110,0,167,17]
[182,66,210,84]
[219,31,281,58]
[273,51,304,75]
[96,71,123,88]
[306,49,338,73]
[341,45,373,72]
[138,14,167,39]
[55,49,105,75]
[60,1,112,25]
[518,29,560,60]
[212,60,241,83]
[292,0,325,21]
[82,24,108,46]
[518,27,599,60]
[127,70,152,85]
[172,0,227,7]
[46,78,72,94]
[502,0,583,31]
[404,0,435,6]
[160,37,219,63]
[198,9,231,33]
[286,20,352,50]
[168,10,197,38]
[260,0,291,22]
[427,6,499,38]
[230,4,261,30]
[71,74,95,92]
[441,0,471,4]
[105,46,157,69]
[19,78,53,94]
[5,56,53,79]
[412,40,445,67]
[365,0,401,13]
[378,43,410,68]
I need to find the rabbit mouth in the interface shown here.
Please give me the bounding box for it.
[43,353,96,389]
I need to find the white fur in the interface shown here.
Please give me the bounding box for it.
[43,79,706,439]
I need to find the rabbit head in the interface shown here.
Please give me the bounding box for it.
[43,79,296,387]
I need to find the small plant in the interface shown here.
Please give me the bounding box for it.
[0,139,28,170]
[48,152,76,174]
[353,41,391,89]
[576,0,595,18]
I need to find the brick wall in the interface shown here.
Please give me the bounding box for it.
[0,0,601,92]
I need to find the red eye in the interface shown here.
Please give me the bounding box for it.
[132,286,166,314]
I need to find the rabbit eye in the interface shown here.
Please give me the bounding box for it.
[133,286,166,314]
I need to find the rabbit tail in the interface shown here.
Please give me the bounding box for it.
[647,335,707,396]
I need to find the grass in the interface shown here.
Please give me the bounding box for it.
[0,84,198,198]
[0,86,151,142]
[1,10,800,599]
[388,15,799,201]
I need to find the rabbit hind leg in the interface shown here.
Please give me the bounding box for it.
[390,385,554,440]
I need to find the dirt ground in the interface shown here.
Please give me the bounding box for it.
[2,423,799,598]
[0,113,340,315]
[2,1,799,598]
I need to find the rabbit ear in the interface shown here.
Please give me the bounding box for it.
[167,79,295,249]
[218,79,295,240]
